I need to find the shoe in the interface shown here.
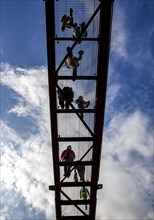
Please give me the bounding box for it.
[84,101,90,108]
[67,172,70,178]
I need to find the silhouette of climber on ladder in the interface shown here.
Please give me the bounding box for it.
[65,46,84,81]
[72,22,88,44]
[57,87,74,109]
[61,8,74,31]
[75,96,90,118]
[61,145,76,178]
[80,186,90,210]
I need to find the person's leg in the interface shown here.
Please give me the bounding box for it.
[67,166,71,177]
[84,195,88,210]
[65,101,69,109]
[59,100,64,109]
[61,15,67,31]
[84,100,90,108]
[69,8,73,17]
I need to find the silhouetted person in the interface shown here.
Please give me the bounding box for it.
[75,96,90,118]
[61,8,73,31]
[80,186,90,210]
[61,145,76,177]
[65,46,84,81]
[77,165,85,181]
[72,22,87,44]
[57,87,74,109]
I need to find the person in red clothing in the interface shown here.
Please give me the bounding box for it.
[61,145,76,178]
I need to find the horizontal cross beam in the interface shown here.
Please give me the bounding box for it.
[55,37,99,41]
[60,199,91,205]
[58,137,94,142]
[59,160,93,166]
[57,109,96,113]
[57,75,97,80]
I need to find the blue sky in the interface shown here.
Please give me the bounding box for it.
[0,0,154,220]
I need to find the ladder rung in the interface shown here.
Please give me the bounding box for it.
[57,109,96,113]
[60,199,91,205]
[57,75,97,80]
[58,137,94,142]
[59,161,92,166]
[61,216,90,220]
[60,182,92,187]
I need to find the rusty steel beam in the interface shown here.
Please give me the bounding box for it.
[55,37,99,41]
[45,1,61,219]
[60,199,91,205]
[58,137,94,142]
[61,216,90,220]
[57,75,97,80]
[59,160,92,166]
[57,109,96,113]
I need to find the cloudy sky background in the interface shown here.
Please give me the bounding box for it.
[1,0,154,219]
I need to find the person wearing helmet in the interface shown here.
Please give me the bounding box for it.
[65,46,84,81]
[61,145,76,177]
[61,8,74,31]
[75,96,90,118]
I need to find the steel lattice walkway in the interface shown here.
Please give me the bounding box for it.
[44,0,114,219]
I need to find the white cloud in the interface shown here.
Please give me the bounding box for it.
[1,63,153,219]
[111,0,154,72]
[111,2,129,59]
[1,121,55,219]
[1,64,55,219]
[96,110,154,220]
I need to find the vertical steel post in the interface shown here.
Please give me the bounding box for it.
[45,0,61,219]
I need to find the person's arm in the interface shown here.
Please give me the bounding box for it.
[61,150,66,161]
[75,99,79,104]
[72,151,76,160]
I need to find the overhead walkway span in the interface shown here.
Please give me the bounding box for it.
[44,0,114,219]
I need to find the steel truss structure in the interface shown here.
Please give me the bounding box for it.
[44,0,114,219]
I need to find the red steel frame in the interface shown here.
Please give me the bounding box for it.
[44,0,114,219]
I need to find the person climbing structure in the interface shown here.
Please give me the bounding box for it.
[57,87,74,109]
[61,8,74,31]
[76,165,85,181]
[74,168,78,182]
[75,96,90,118]
[80,186,90,210]
[72,22,88,44]
[61,145,76,178]
[65,47,84,80]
